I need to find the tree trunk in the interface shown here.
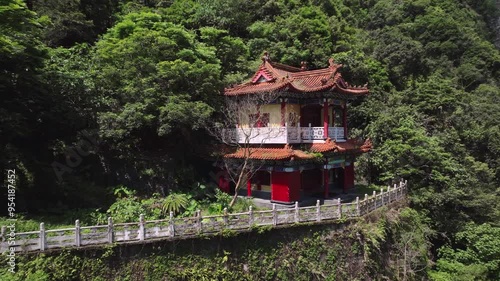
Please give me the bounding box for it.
[228,160,248,208]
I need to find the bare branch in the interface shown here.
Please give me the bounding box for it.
[207,91,299,208]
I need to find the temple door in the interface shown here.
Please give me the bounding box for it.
[300,105,322,127]
[332,168,345,191]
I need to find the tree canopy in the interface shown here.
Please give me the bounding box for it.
[1,0,499,279]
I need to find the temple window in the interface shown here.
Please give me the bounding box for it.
[260,113,270,127]
[249,113,270,127]
[249,114,259,127]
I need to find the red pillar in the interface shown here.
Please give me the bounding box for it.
[218,175,229,193]
[280,100,286,126]
[343,103,347,138]
[247,175,252,197]
[271,171,287,202]
[332,107,336,126]
[323,169,329,198]
[323,100,329,139]
[343,163,354,193]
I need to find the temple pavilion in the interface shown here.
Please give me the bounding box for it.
[217,53,372,204]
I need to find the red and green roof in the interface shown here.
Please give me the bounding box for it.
[223,144,314,161]
[224,58,369,97]
[309,138,372,153]
[224,138,372,161]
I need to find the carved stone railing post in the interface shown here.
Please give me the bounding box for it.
[107,217,114,243]
[356,197,360,216]
[294,202,299,223]
[169,212,175,237]
[39,223,46,251]
[373,191,377,209]
[196,210,202,233]
[139,214,145,241]
[381,188,385,206]
[363,194,368,215]
[272,204,277,226]
[223,208,228,226]
[316,200,321,222]
[75,220,81,247]
[337,198,342,218]
[248,206,254,227]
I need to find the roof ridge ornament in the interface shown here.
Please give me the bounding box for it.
[300,61,308,71]
[328,58,335,68]
[261,51,271,63]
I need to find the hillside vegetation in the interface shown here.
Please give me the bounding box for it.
[1,0,499,280]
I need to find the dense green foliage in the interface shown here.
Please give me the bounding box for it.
[1,0,499,279]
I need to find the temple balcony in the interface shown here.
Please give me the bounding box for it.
[224,126,346,144]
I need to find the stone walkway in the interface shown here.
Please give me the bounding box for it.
[244,187,364,210]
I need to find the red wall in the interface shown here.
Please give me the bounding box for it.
[271,171,301,202]
[271,171,288,202]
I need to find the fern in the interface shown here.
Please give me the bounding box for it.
[161,193,189,216]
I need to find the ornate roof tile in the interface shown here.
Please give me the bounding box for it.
[308,138,373,154]
[223,138,372,161]
[224,57,369,97]
[224,144,315,161]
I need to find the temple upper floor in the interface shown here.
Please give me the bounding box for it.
[222,54,369,145]
[225,98,349,144]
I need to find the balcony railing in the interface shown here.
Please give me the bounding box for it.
[328,127,345,140]
[225,126,346,144]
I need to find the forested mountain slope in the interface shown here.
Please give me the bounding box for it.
[1,0,499,280]
[493,0,500,47]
